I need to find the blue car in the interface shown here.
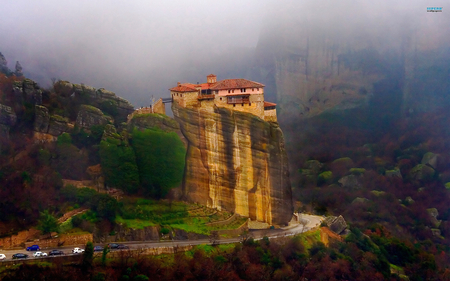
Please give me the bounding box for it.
[26,245,40,251]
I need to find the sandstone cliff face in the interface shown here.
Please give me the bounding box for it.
[172,101,293,225]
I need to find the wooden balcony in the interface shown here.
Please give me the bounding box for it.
[198,94,215,100]
[227,96,250,104]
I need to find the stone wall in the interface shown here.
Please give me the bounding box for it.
[153,98,165,114]
[264,108,277,122]
[0,228,40,249]
[214,93,264,119]
[24,233,93,249]
[172,91,198,107]
[127,98,166,122]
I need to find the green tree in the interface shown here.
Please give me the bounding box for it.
[131,128,186,198]
[101,245,110,266]
[36,210,59,238]
[100,134,140,194]
[82,241,94,269]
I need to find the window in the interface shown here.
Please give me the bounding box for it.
[180,94,182,97]
[249,102,251,106]
[232,90,234,93]
[242,103,244,106]
[252,88,254,91]
[233,104,235,107]
[220,97,222,101]
[228,90,231,93]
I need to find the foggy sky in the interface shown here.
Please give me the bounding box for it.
[0,0,448,107]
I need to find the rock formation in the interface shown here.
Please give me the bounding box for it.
[172,101,293,225]
[34,105,69,138]
[323,215,348,235]
[76,105,113,129]
[54,81,134,123]
[0,104,17,141]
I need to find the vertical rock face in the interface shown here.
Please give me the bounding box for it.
[172,101,293,225]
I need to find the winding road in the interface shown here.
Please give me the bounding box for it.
[0,214,324,262]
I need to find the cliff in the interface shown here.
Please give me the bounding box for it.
[172,101,293,225]
[251,3,450,123]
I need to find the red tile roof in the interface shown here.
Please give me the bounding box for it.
[182,83,214,90]
[210,79,264,90]
[169,84,197,92]
[264,101,277,107]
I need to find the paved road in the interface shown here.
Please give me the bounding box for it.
[0,214,324,262]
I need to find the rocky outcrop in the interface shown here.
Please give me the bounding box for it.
[0,104,17,141]
[13,79,42,105]
[323,215,348,235]
[54,81,134,123]
[76,105,113,129]
[338,174,363,189]
[127,113,186,147]
[33,105,69,138]
[172,101,293,225]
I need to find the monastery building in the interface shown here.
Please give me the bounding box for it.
[170,74,277,122]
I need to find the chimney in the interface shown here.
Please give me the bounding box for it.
[177,82,181,87]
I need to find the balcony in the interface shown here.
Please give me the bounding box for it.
[227,96,250,104]
[198,94,215,100]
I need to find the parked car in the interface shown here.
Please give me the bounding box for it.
[12,253,28,259]
[107,243,119,249]
[0,254,6,260]
[117,244,130,250]
[93,246,104,252]
[48,250,64,256]
[72,247,84,254]
[26,245,40,251]
[33,251,48,257]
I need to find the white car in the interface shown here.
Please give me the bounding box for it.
[0,254,6,260]
[72,247,85,254]
[33,251,48,257]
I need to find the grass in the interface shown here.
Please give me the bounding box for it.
[63,227,91,235]
[295,229,321,250]
[118,198,246,235]
[116,216,156,229]
[185,243,236,258]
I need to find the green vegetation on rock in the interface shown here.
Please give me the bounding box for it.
[131,127,186,198]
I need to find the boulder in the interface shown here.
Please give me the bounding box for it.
[304,160,323,173]
[76,105,113,129]
[54,80,74,97]
[410,164,436,181]
[370,190,386,196]
[338,174,363,189]
[405,196,415,205]
[323,215,347,235]
[421,152,440,170]
[386,169,402,178]
[352,197,369,204]
[427,208,441,227]
[318,171,333,184]
[48,115,69,136]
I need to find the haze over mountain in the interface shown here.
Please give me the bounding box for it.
[1,1,448,109]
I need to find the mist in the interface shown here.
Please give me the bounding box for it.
[1,0,448,108]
